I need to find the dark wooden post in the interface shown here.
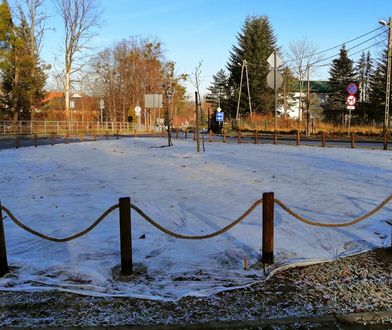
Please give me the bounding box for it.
[322,132,326,147]
[262,192,274,264]
[254,131,258,144]
[223,128,226,143]
[237,130,241,144]
[119,197,132,275]
[65,133,69,144]
[209,130,212,142]
[116,130,119,139]
[296,130,300,146]
[384,130,388,151]
[351,132,355,148]
[0,202,9,277]
[51,132,55,146]
[273,131,277,145]
[33,134,38,147]
[185,129,188,139]
[176,128,179,139]
[15,137,20,149]
[106,131,109,140]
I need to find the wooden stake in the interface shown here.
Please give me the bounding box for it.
[254,131,258,144]
[262,192,274,264]
[322,132,326,147]
[237,130,241,144]
[0,201,9,277]
[209,130,212,143]
[119,197,132,275]
[34,134,38,147]
[223,129,226,143]
[384,130,388,151]
[15,137,19,149]
[296,130,300,146]
[273,131,277,145]
[351,132,355,148]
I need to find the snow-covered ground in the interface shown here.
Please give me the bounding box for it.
[0,138,391,300]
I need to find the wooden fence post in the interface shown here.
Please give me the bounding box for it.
[223,129,226,143]
[237,130,241,144]
[273,131,277,145]
[34,134,38,147]
[262,192,274,264]
[185,129,188,139]
[322,132,326,147]
[209,130,212,143]
[254,131,258,144]
[51,132,55,146]
[119,197,132,275]
[106,131,109,140]
[296,130,300,146]
[176,128,179,139]
[15,136,19,149]
[384,130,388,151]
[116,130,119,139]
[65,132,69,144]
[351,132,355,148]
[0,202,9,277]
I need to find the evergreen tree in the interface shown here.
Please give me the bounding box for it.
[0,0,47,120]
[227,15,277,118]
[369,47,390,122]
[355,51,373,121]
[327,46,356,122]
[207,69,231,132]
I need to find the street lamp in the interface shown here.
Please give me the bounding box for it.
[379,17,392,129]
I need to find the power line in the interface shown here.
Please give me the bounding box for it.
[309,31,387,67]
[285,25,385,65]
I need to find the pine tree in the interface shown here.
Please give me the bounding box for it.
[355,51,373,121]
[227,15,277,118]
[327,46,356,122]
[369,47,390,122]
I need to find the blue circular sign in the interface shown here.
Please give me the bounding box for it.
[346,83,358,95]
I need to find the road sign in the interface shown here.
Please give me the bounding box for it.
[144,94,163,108]
[347,105,355,110]
[346,95,357,106]
[217,107,222,112]
[267,52,283,69]
[216,112,224,122]
[134,106,141,116]
[267,70,282,89]
[346,83,358,95]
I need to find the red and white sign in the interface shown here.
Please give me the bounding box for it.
[346,95,357,106]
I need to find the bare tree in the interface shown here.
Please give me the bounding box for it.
[286,38,322,133]
[55,0,102,120]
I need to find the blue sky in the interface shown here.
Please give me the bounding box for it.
[12,0,392,94]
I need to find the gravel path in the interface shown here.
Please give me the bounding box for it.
[1,248,392,328]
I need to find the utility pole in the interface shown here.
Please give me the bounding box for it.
[195,91,200,152]
[306,67,310,136]
[236,60,252,120]
[385,17,392,129]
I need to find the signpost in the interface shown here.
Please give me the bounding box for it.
[346,83,357,134]
[216,112,224,122]
[134,106,141,130]
[99,99,104,124]
[267,51,283,137]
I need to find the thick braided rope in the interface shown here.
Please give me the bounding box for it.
[0,204,119,242]
[275,194,392,228]
[131,199,263,239]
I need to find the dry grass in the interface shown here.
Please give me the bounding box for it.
[231,114,386,136]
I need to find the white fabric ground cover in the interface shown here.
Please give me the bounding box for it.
[0,138,391,300]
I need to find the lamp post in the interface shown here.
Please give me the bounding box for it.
[379,17,392,129]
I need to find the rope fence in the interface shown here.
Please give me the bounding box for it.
[0,192,391,278]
